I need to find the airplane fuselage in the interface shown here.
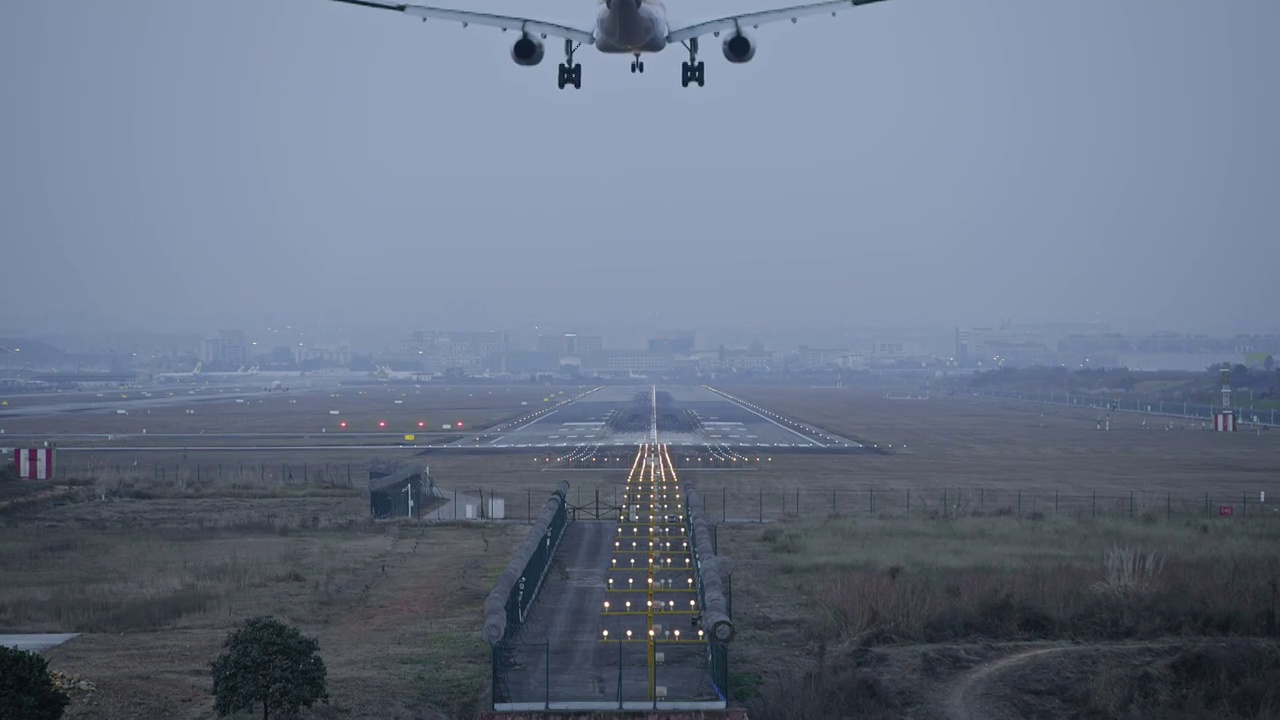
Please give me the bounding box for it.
[594,0,668,54]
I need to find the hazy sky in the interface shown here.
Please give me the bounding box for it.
[2,0,1276,336]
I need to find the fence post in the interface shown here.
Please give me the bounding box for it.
[759,488,763,523]
[795,488,800,516]
[871,489,875,515]
[906,489,910,517]
[528,490,532,524]
[1167,492,1171,520]
[1243,492,1247,518]
[1092,491,1096,517]
[723,488,727,523]
[1054,490,1059,515]
[1017,490,1021,516]
[943,489,948,518]
[1129,491,1134,518]
[545,642,550,710]
[833,489,837,515]
[1204,492,1209,518]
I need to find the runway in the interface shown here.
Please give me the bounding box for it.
[439,385,866,454]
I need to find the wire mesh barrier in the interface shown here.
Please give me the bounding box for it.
[60,460,363,490]
[368,468,438,520]
[493,444,731,711]
[492,641,726,711]
[483,482,570,660]
[493,486,1278,524]
[968,388,1280,427]
[685,483,732,697]
[546,452,763,471]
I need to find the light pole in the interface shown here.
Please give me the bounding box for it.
[402,482,415,519]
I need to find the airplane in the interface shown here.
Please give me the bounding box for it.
[322,0,892,89]
[371,365,430,381]
[155,362,204,382]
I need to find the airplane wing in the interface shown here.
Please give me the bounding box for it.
[666,0,891,45]
[324,0,596,45]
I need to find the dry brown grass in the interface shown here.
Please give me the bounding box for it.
[0,486,524,719]
[0,383,563,435]
[6,386,1278,718]
[727,512,1280,719]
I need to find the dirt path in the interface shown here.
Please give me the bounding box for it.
[943,645,1072,720]
[940,640,1208,720]
[0,485,73,510]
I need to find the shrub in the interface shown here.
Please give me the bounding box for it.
[211,616,328,720]
[0,646,70,720]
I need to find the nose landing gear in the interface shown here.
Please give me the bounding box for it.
[680,38,705,87]
[557,39,583,89]
[630,53,645,74]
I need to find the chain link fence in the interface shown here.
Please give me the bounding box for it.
[968,388,1280,427]
[493,640,725,711]
[491,485,1277,524]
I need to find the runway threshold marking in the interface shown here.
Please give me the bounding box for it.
[704,387,826,447]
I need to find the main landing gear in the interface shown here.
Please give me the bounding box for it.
[630,53,645,74]
[558,39,582,90]
[680,38,705,88]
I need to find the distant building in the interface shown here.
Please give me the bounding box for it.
[957,322,1050,367]
[796,346,850,369]
[294,344,351,366]
[200,330,248,368]
[537,333,603,357]
[870,341,909,357]
[583,350,676,374]
[648,332,695,354]
[400,330,511,369]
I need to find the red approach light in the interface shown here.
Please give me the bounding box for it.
[456,421,464,428]
[417,421,425,428]
[339,421,347,429]
[378,420,386,428]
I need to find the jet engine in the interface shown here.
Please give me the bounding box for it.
[722,32,756,64]
[511,35,545,66]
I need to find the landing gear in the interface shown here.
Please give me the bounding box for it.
[557,39,582,90]
[557,63,582,89]
[680,38,705,87]
[630,53,645,74]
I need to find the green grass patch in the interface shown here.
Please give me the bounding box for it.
[759,514,1280,574]
[402,630,489,719]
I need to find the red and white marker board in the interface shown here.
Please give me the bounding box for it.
[13,448,56,480]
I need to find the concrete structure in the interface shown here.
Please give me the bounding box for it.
[200,330,248,368]
[648,332,695,354]
[538,333,604,357]
[1215,363,1237,432]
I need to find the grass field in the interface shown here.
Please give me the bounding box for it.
[4,386,1280,718]
[0,384,575,436]
[724,514,1280,719]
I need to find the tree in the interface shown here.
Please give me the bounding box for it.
[1265,355,1275,372]
[0,646,70,720]
[211,616,328,720]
